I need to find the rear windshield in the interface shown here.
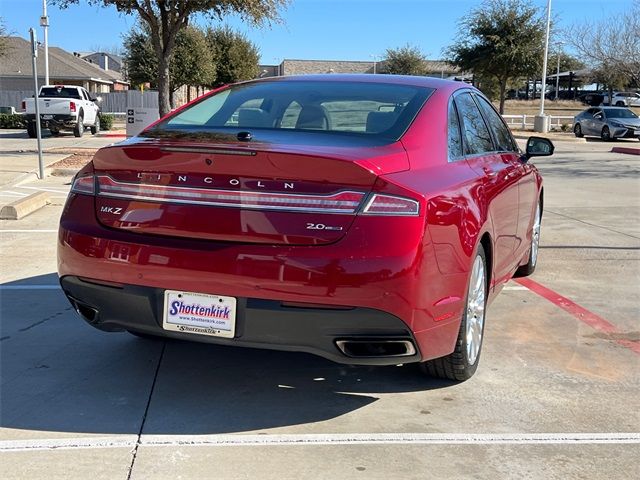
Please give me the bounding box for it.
[146,80,433,141]
[39,87,82,99]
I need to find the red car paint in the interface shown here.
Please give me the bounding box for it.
[58,75,543,367]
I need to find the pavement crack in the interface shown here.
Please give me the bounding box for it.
[18,311,66,332]
[126,341,166,480]
[545,209,640,241]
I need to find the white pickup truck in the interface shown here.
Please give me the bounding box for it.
[22,85,101,138]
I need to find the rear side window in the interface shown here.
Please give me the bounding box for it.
[475,95,516,152]
[448,99,463,160]
[455,92,494,155]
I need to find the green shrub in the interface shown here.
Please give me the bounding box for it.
[0,113,27,129]
[98,113,114,131]
[560,123,571,132]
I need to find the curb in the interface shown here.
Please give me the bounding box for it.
[611,146,640,155]
[0,191,51,220]
[512,133,586,143]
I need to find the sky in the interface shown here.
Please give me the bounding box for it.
[0,0,635,64]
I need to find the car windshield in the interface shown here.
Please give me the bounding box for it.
[146,80,433,141]
[39,87,82,99]
[604,108,638,119]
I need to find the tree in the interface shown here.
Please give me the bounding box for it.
[124,25,215,107]
[206,26,260,86]
[0,17,7,58]
[565,0,640,94]
[52,1,288,117]
[445,0,546,113]
[383,45,428,76]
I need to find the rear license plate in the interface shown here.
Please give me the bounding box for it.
[41,115,53,120]
[163,290,236,338]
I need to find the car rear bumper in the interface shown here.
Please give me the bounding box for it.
[60,275,421,365]
[58,194,465,364]
[26,113,77,128]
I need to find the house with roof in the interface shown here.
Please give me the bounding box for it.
[0,36,128,92]
[80,51,123,74]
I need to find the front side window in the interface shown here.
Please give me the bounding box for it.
[151,81,434,141]
[475,95,517,152]
[455,92,494,155]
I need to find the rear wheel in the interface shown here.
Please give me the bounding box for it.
[420,245,487,382]
[615,101,625,107]
[573,123,583,138]
[514,199,541,277]
[26,121,37,138]
[73,113,84,138]
[90,115,100,135]
[601,126,611,141]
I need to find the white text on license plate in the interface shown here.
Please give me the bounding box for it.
[163,290,236,338]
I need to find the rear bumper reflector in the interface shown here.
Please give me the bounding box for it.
[95,175,365,214]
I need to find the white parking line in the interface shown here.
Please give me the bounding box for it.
[0,285,59,290]
[21,186,70,194]
[1,432,638,452]
[503,286,529,291]
[0,229,58,233]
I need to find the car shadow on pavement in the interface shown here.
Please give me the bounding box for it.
[1,273,455,436]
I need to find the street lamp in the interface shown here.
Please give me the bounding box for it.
[40,0,50,86]
[534,0,552,133]
[370,54,379,74]
[555,41,564,101]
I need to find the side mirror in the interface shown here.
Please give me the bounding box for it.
[524,136,554,161]
[92,96,102,103]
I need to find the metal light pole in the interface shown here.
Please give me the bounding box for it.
[370,54,379,74]
[40,0,49,86]
[29,28,45,180]
[534,0,552,132]
[555,50,561,101]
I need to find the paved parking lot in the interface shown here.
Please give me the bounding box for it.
[0,136,639,479]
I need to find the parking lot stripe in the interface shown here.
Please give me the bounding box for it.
[0,229,58,233]
[0,285,59,290]
[515,277,640,355]
[1,433,638,452]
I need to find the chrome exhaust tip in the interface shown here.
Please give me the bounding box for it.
[335,339,416,358]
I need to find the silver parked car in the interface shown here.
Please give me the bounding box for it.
[573,107,640,141]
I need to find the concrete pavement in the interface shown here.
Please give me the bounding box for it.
[0,138,639,479]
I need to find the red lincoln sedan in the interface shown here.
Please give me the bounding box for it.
[58,75,552,381]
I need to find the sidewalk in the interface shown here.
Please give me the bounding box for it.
[0,129,125,188]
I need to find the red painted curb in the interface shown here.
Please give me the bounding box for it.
[611,147,640,155]
[515,277,640,355]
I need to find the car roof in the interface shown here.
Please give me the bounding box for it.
[244,74,469,95]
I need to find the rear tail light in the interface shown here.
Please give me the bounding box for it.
[96,176,365,214]
[362,194,420,216]
[70,102,76,113]
[70,175,95,195]
[75,175,421,217]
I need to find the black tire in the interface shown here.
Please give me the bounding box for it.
[73,112,84,138]
[420,244,487,382]
[514,198,542,278]
[573,123,583,138]
[601,126,611,141]
[90,115,100,135]
[26,121,37,138]
[615,101,625,107]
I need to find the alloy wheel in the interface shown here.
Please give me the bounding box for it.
[466,254,486,366]
[531,202,541,267]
